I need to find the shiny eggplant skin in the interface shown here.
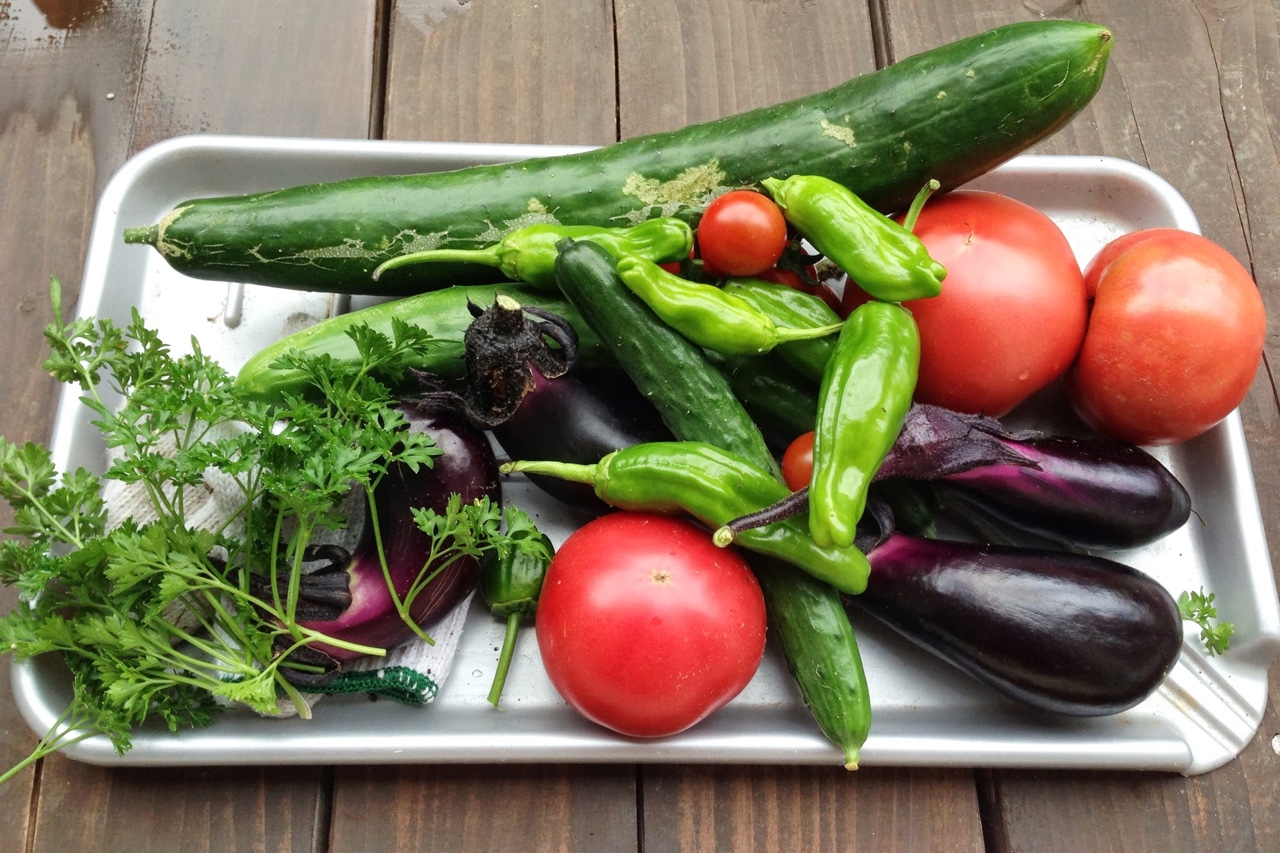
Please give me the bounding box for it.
[852,532,1184,716]
[302,406,500,659]
[938,435,1191,550]
[492,367,672,512]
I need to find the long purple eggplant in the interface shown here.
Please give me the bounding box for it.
[878,404,1191,550]
[491,366,671,512]
[298,405,500,662]
[851,531,1184,716]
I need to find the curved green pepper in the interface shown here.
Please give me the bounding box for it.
[762,175,945,302]
[721,278,844,382]
[810,300,920,549]
[372,218,694,290]
[503,441,870,595]
[616,257,842,356]
[479,528,554,707]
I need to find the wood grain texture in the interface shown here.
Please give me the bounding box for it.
[883,1,1280,851]
[0,2,379,851]
[0,2,156,847]
[383,0,617,145]
[614,0,877,138]
[641,765,984,853]
[328,764,638,852]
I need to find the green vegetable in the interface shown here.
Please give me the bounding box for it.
[551,239,779,477]
[706,351,819,450]
[370,218,694,290]
[763,175,946,303]
[615,257,841,356]
[122,21,1113,294]
[753,558,870,770]
[721,278,844,382]
[502,442,870,596]
[1178,588,1234,656]
[234,283,612,403]
[810,301,921,549]
[0,280,528,779]
[479,526,554,707]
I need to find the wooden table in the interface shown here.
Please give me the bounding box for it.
[2,1,1278,850]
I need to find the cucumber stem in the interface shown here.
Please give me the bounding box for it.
[372,247,502,281]
[123,225,159,245]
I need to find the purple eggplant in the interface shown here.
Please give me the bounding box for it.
[851,531,1184,716]
[491,366,671,512]
[298,405,500,662]
[878,404,1191,550]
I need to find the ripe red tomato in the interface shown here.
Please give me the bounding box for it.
[697,190,788,277]
[900,191,1088,417]
[781,431,815,491]
[1067,229,1265,445]
[1080,227,1186,298]
[535,512,767,738]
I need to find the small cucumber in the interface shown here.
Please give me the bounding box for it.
[125,21,1112,294]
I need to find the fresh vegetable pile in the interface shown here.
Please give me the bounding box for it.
[0,19,1262,776]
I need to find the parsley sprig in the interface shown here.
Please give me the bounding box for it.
[1178,587,1235,656]
[0,280,533,782]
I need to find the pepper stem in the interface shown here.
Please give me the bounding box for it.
[487,612,523,707]
[372,247,502,281]
[500,459,599,485]
[772,321,844,344]
[900,179,941,232]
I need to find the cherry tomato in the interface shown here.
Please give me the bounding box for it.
[1068,229,1266,445]
[757,266,842,313]
[535,512,767,738]
[900,191,1088,417]
[781,431,815,491]
[696,191,788,277]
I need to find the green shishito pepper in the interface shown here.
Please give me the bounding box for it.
[502,441,870,595]
[615,257,842,356]
[721,278,844,382]
[371,218,694,290]
[762,175,945,302]
[479,528,554,707]
[810,300,921,549]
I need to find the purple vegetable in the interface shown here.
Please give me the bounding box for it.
[878,404,1191,550]
[298,405,500,662]
[851,531,1184,716]
[491,366,671,512]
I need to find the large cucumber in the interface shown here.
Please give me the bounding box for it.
[124,21,1111,294]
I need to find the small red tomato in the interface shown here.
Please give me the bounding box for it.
[696,190,788,277]
[1068,230,1266,445]
[781,431,815,491]
[903,191,1089,417]
[535,512,767,738]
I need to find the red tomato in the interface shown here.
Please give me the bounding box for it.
[535,512,767,738]
[697,191,788,277]
[781,431,815,491]
[1068,230,1265,445]
[901,191,1088,417]
[1081,227,1186,298]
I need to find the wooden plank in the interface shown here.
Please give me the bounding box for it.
[337,4,638,850]
[642,766,984,853]
[882,2,1280,851]
[382,0,617,146]
[0,2,379,851]
[610,3,988,850]
[329,764,638,852]
[0,2,158,849]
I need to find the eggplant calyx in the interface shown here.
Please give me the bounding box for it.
[273,635,343,687]
[875,404,1041,481]
[248,544,355,622]
[409,296,582,429]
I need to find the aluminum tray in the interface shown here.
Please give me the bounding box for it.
[11,136,1280,775]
